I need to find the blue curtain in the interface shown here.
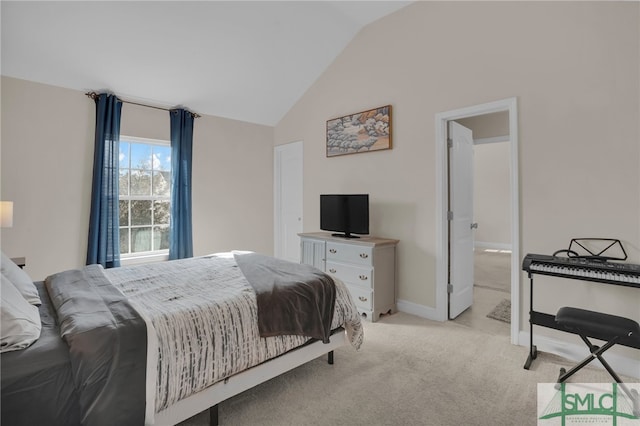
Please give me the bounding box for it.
[169,109,194,260]
[87,94,122,268]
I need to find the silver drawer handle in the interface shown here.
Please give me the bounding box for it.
[329,249,337,254]
[359,275,368,281]
[329,268,337,273]
[359,253,368,259]
[358,296,368,302]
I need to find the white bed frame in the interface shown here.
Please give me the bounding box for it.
[153,329,347,425]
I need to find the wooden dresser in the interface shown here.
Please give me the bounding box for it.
[299,232,399,322]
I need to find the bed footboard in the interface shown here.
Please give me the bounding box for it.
[154,329,346,426]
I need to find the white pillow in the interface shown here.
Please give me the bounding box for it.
[1,251,40,305]
[1,274,42,353]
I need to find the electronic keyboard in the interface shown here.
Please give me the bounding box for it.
[522,253,640,288]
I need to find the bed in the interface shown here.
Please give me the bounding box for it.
[0,251,363,426]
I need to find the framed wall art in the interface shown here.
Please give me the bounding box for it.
[326,105,392,157]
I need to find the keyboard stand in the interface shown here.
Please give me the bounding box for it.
[525,272,572,369]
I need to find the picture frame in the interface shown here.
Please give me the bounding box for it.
[326,105,392,157]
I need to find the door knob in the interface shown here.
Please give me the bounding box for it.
[470,222,478,229]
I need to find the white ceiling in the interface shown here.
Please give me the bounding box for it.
[1,1,410,126]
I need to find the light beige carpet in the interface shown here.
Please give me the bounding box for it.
[474,250,511,293]
[177,312,630,426]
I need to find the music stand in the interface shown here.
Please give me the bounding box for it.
[565,238,627,262]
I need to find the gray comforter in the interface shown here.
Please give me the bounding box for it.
[45,265,147,426]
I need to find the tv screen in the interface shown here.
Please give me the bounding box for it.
[320,194,369,238]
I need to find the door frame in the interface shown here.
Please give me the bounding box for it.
[273,141,303,260]
[434,97,520,345]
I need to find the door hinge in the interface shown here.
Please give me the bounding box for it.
[447,138,453,148]
[447,284,453,294]
[447,211,453,221]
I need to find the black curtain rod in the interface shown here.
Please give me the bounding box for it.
[85,91,201,118]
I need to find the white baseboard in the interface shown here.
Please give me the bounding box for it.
[474,241,512,251]
[518,331,640,379]
[397,299,442,321]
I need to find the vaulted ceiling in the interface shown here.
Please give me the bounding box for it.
[1,1,411,126]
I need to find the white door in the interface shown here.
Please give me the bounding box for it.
[274,141,303,262]
[449,121,475,319]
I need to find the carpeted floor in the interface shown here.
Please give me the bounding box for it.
[457,249,512,331]
[456,247,513,332]
[474,250,511,293]
[177,312,630,426]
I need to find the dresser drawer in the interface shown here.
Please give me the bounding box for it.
[347,284,373,311]
[326,261,373,288]
[326,242,373,266]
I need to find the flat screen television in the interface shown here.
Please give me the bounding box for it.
[320,194,369,239]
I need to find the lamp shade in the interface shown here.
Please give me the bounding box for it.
[0,201,14,228]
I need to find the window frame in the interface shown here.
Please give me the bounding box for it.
[118,135,172,262]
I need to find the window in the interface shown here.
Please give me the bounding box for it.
[119,136,171,257]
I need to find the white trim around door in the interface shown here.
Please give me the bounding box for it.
[434,97,520,345]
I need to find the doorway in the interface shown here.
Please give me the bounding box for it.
[435,98,520,345]
[274,141,303,263]
[454,117,512,336]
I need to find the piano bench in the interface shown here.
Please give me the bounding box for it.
[557,307,640,344]
[555,307,640,413]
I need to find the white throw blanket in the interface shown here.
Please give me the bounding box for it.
[104,254,363,414]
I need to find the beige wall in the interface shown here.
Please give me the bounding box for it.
[457,112,511,247]
[1,76,274,281]
[274,1,640,337]
[474,141,511,247]
[457,111,509,140]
